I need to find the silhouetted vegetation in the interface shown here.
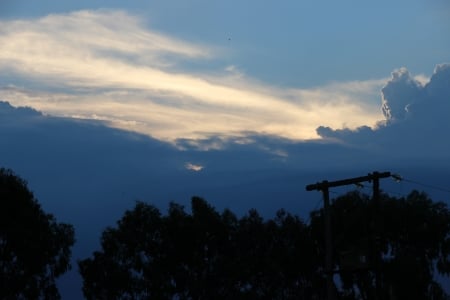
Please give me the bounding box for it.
[78,197,324,299]
[79,191,450,299]
[2,166,449,299]
[310,191,450,299]
[0,168,75,299]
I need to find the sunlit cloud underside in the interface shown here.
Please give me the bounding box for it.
[0,10,386,142]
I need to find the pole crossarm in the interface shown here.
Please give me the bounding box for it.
[306,171,391,191]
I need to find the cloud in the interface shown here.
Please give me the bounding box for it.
[381,67,424,121]
[2,58,450,217]
[380,64,450,123]
[424,64,450,101]
[0,10,383,142]
[316,64,450,163]
[185,162,204,172]
[382,64,450,123]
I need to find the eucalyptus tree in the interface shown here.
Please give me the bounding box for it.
[0,168,75,299]
[79,197,321,299]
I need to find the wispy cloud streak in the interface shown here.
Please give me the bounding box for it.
[0,10,384,141]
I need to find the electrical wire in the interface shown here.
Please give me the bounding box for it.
[399,177,450,194]
[381,189,406,198]
[305,196,325,225]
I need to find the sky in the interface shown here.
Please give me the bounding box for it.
[1,0,449,141]
[1,0,450,298]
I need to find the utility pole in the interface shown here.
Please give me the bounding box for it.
[372,172,382,300]
[306,171,391,300]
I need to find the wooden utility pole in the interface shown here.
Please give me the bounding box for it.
[306,171,391,300]
[372,172,382,300]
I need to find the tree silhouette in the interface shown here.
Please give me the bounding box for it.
[0,168,75,299]
[79,191,450,299]
[79,197,322,299]
[309,190,450,299]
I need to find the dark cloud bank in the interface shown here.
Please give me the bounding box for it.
[1,64,450,298]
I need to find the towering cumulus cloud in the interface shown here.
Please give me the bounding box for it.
[381,64,450,123]
[416,64,450,121]
[381,68,423,121]
[317,64,450,162]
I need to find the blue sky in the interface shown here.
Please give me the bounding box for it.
[1,1,449,84]
[1,1,450,298]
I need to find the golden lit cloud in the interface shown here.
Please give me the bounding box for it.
[0,10,385,142]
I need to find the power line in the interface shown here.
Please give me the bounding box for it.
[399,177,450,194]
[351,174,450,196]
[305,196,323,225]
[381,189,406,198]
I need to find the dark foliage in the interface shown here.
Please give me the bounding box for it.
[0,168,75,299]
[310,190,450,299]
[80,191,450,300]
[79,197,323,299]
